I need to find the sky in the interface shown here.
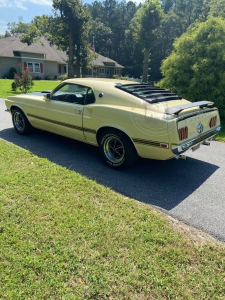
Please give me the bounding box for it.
[0,0,96,35]
[0,0,53,35]
[0,0,140,36]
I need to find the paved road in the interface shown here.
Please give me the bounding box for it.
[1,98,225,242]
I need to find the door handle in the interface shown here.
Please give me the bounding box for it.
[74,108,82,114]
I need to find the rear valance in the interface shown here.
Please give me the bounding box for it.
[165,101,214,115]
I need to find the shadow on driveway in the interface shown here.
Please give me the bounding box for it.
[0,128,219,211]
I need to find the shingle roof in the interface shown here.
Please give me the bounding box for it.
[0,36,67,63]
[92,52,124,68]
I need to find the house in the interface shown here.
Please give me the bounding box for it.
[0,36,124,79]
[0,36,67,79]
[86,53,124,78]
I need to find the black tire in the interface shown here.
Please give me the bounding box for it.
[12,108,33,135]
[99,129,138,170]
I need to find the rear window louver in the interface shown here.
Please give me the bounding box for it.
[115,83,182,103]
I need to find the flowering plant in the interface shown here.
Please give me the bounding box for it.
[13,64,34,93]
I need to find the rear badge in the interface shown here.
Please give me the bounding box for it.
[197,123,203,134]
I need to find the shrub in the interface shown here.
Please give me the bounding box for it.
[54,75,58,80]
[13,63,34,93]
[8,67,17,79]
[159,17,225,120]
[34,76,42,80]
[11,82,17,91]
[58,74,68,81]
[112,75,121,79]
[44,75,52,80]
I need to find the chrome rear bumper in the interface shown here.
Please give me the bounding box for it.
[172,126,221,155]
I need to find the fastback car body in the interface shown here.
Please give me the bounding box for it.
[5,78,221,169]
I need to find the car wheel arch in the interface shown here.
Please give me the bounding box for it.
[10,105,26,116]
[10,106,31,124]
[96,126,135,148]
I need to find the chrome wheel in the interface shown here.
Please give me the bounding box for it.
[13,111,25,133]
[99,130,138,169]
[12,108,33,135]
[103,135,125,164]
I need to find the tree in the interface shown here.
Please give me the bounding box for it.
[130,0,164,82]
[88,19,113,57]
[148,0,212,81]
[85,0,104,20]
[161,0,174,13]
[149,10,183,81]
[52,0,90,78]
[86,0,140,74]
[208,0,225,19]
[159,17,225,119]
[0,31,11,38]
[7,22,30,35]
[21,0,91,78]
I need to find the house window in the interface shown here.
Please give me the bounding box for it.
[101,68,105,74]
[106,69,110,75]
[26,62,41,73]
[116,69,120,75]
[13,51,21,57]
[34,63,40,73]
[27,62,34,73]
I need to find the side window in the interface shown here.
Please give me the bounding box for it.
[85,88,96,105]
[51,83,88,104]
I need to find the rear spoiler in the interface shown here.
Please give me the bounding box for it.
[165,101,214,115]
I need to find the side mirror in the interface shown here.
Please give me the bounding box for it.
[44,93,51,100]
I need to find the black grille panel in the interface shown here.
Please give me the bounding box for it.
[116,83,182,103]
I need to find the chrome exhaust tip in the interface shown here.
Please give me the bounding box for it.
[202,141,210,146]
[175,154,187,160]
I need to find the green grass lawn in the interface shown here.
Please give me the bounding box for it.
[0,140,225,299]
[0,79,225,298]
[0,79,59,99]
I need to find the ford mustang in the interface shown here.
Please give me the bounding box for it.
[5,78,221,169]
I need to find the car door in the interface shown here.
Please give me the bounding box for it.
[36,83,87,141]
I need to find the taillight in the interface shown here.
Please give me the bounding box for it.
[178,126,188,141]
[209,116,217,128]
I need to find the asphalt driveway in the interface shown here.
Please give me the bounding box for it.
[1,98,225,242]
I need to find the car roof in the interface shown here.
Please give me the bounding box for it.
[63,79,183,106]
[64,78,140,88]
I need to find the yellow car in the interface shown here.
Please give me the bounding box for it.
[5,78,221,169]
